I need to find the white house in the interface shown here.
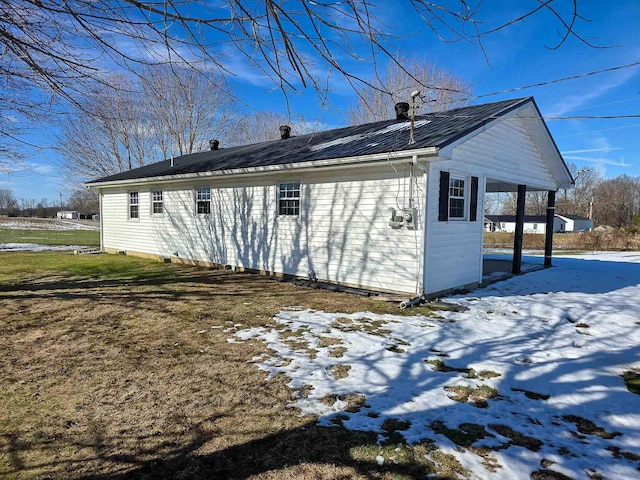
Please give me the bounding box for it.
[485,215,550,234]
[485,214,592,234]
[555,214,593,232]
[56,210,78,220]
[87,97,573,297]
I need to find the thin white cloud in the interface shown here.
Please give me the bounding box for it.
[563,155,630,167]
[561,147,621,154]
[28,163,56,175]
[220,47,275,88]
[549,67,639,117]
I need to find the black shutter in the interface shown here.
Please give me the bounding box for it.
[438,171,450,222]
[470,176,479,222]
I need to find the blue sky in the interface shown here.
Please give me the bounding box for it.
[2,0,639,203]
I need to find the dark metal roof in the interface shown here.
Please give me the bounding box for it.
[486,215,547,223]
[87,97,533,185]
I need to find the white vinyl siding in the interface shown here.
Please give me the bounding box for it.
[100,165,424,294]
[424,109,558,294]
[439,110,558,192]
[98,103,569,296]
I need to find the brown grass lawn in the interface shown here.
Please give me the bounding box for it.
[0,252,445,480]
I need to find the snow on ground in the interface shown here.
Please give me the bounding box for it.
[0,217,99,231]
[234,252,640,479]
[0,243,90,252]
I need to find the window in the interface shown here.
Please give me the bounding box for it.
[129,192,139,219]
[278,182,300,216]
[533,223,538,231]
[448,177,466,219]
[438,172,478,222]
[151,190,163,214]
[196,186,211,214]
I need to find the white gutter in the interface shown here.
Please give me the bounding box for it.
[86,147,439,189]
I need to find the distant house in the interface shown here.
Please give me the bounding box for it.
[485,214,592,234]
[555,214,593,232]
[56,211,78,220]
[485,215,554,234]
[86,97,572,297]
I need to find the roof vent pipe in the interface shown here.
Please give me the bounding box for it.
[209,139,220,151]
[395,102,410,120]
[279,125,291,139]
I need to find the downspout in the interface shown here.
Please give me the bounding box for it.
[398,155,431,307]
[99,189,104,252]
[413,154,430,297]
[478,177,487,285]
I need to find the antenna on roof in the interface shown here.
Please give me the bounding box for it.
[409,90,420,145]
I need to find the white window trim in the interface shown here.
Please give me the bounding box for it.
[195,185,212,215]
[128,191,140,221]
[448,175,468,221]
[276,180,302,218]
[151,189,164,216]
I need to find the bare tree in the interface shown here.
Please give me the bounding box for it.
[67,189,99,216]
[225,111,321,146]
[19,198,37,217]
[500,191,548,216]
[347,57,472,125]
[556,164,602,218]
[592,175,640,228]
[227,111,290,146]
[57,75,153,182]
[1,0,603,170]
[58,67,235,181]
[0,188,18,215]
[142,66,236,158]
[35,198,50,218]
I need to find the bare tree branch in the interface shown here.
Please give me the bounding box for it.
[0,0,607,171]
[347,56,473,124]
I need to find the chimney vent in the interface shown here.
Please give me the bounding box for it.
[279,125,291,139]
[394,102,410,120]
[209,139,220,151]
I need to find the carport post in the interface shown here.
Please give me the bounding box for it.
[512,184,527,274]
[544,191,556,267]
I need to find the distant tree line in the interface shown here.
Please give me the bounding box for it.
[494,165,640,229]
[0,188,98,219]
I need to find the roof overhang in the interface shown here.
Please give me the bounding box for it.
[437,98,574,191]
[86,147,439,189]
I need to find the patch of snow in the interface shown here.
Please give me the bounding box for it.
[0,243,90,252]
[0,218,99,231]
[234,252,640,479]
[310,120,430,151]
